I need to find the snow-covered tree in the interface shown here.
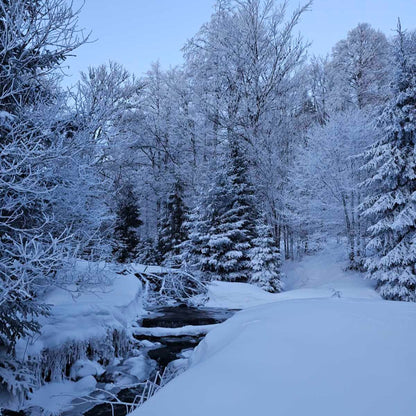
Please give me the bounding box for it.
[293,109,379,268]
[250,220,283,292]
[197,141,258,281]
[361,26,416,301]
[0,0,87,397]
[328,23,391,111]
[288,23,393,263]
[157,179,188,264]
[114,183,143,263]
[176,208,207,273]
[72,62,143,257]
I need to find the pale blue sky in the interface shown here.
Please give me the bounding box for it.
[65,0,416,84]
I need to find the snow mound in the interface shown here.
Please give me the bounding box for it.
[133,298,416,416]
[204,280,278,309]
[27,376,97,415]
[70,360,105,380]
[16,265,144,358]
[133,243,415,416]
[124,356,152,381]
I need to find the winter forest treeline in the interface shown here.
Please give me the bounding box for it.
[1,0,416,398]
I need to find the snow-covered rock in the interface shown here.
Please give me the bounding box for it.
[70,360,105,380]
[27,376,97,415]
[124,356,152,381]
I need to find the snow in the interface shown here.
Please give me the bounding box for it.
[203,241,379,309]
[70,360,105,380]
[203,280,278,309]
[123,356,152,381]
[10,262,145,414]
[132,242,416,416]
[16,264,144,358]
[133,324,218,337]
[100,353,156,390]
[281,241,379,300]
[129,263,172,274]
[27,376,97,415]
[0,110,14,121]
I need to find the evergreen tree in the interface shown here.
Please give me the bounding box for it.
[136,238,160,265]
[361,26,416,301]
[114,183,142,263]
[197,170,234,278]
[176,205,209,273]
[157,179,188,264]
[250,220,283,293]
[200,141,258,281]
[0,0,86,397]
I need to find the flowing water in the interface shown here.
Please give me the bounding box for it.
[79,305,236,416]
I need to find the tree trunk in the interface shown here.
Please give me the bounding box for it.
[289,230,294,260]
[284,226,290,260]
[342,194,355,268]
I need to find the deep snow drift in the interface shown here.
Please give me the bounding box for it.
[133,243,416,416]
[16,261,144,360]
[9,262,146,414]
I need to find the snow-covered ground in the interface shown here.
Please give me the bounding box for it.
[26,376,98,415]
[26,259,198,358]
[204,241,378,310]
[133,242,416,416]
[16,264,144,359]
[10,262,147,415]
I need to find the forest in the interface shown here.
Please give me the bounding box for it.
[1,0,416,415]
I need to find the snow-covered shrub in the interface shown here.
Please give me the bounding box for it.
[133,267,207,306]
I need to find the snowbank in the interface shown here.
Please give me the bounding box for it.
[133,298,416,416]
[16,265,143,359]
[203,280,278,308]
[8,263,145,414]
[203,241,378,310]
[133,243,416,416]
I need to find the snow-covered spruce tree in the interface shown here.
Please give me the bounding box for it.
[361,26,416,301]
[0,0,86,398]
[114,183,143,263]
[175,186,213,277]
[202,140,258,282]
[250,220,283,293]
[157,178,188,265]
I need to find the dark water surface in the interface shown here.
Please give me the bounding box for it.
[82,305,236,416]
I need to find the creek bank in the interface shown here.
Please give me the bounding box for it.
[77,305,236,416]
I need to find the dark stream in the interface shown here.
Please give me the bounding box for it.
[82,306,236,416]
